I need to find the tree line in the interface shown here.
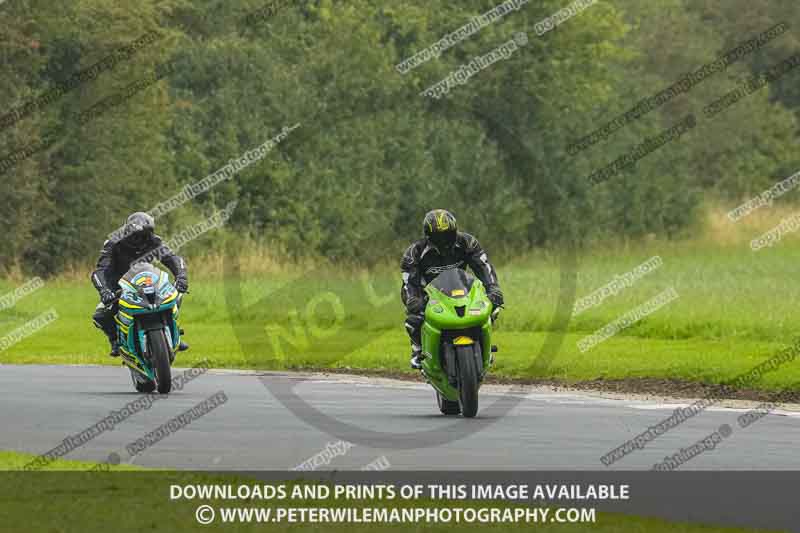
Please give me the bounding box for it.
[1,0,798,275]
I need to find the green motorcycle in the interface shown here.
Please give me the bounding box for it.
[419,269,499,418]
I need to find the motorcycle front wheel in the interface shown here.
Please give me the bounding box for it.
[456,344,480,418]
[146,329,172,394]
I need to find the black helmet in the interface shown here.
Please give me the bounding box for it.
[423,209,458,254]
[123,212,155,247]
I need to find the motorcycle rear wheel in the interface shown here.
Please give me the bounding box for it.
[436,392,461,415]
[129,367,156,393]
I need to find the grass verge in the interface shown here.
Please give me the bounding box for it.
[2,222,800,396]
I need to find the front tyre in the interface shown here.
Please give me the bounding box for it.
[146,330,172,394]
[456,345,479,418]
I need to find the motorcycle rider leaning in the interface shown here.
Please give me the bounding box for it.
[401,209,504,369]
[91,212,189,357]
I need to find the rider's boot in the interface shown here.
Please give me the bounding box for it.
[103,327,120,357]
[177,328,189,352]
[410,344,424,370]
[94,314,120,358]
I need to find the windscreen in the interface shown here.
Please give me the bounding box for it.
[429,268,475,296]
[121,262,160,285]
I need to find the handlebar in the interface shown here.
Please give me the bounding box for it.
[491,306,502,323]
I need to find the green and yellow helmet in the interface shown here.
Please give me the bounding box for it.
[423,209,458,253]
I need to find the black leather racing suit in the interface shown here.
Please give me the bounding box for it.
[400,232,502,350]
[90,234,187,344]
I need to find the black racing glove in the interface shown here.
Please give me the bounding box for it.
[175,275,189,293]
[406,295,427,314]
[100,288,117,307]
[487,287,504,308]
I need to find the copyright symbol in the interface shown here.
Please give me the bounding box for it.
[196,505,215,525]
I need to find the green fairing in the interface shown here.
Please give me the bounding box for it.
[420,272,494,407]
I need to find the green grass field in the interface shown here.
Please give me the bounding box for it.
[2,209,800,394]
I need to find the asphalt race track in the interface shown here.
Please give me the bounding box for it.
[3,364,800,470]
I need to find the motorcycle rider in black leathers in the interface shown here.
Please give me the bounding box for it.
[91,212,189,357]
[401,209,504,369]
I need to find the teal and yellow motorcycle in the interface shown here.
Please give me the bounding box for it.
[419,269,499,418]
[114,263,183,394]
